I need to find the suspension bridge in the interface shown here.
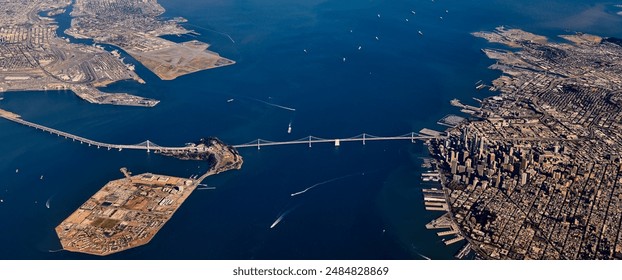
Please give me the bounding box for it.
[0,109,442,152]
[233,133,435,149]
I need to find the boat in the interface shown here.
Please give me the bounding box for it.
[40,175,44,180]
[411,11,416,15]
[342,57,346,62]
[418,30,424,36]
[375,36,379,40]
[287,123,292,134]
[227,98,234,103]
[358,46,362,50]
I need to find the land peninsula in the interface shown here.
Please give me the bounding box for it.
[429,27,622,259]
[0,0,233,106]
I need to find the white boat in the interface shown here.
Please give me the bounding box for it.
[287,123,292,134]
[418,30,424,36]
[411,11,416,15]
[227,98,234,103]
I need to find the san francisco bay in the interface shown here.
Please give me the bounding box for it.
[0,0,621,259]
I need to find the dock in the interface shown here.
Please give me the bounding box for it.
[425,213,453,230]
[422,188,468,252]
[444,235,465,245]
[455,243,473,259]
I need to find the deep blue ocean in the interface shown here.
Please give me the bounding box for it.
[0,0,621,259]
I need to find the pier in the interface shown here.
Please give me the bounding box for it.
[423,190,467,249]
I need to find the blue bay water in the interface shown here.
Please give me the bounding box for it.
[1,0,621,259]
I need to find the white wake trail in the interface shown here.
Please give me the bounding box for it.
[184,23,236,43]
[270,206,299,229]
[291,173,363,197]
[250,98,297,112]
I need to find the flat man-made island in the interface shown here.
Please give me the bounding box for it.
[55,139,243,256]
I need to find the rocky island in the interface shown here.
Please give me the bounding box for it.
[160,138,244,175]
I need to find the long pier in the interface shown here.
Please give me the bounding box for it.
[0,109,441,152]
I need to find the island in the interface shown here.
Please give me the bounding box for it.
[55,139,243,256]
[426,27,622,259]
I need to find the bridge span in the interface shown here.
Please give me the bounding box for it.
[233,133,435,149]
[0,109,442,152]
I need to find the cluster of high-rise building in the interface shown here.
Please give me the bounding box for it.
[430,27,622,259]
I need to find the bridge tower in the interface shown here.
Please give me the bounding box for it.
[257,139,261,150]
[147,140,150,153]
[411,132,415,143]
[363,133,366,145]
[308,136,312,148]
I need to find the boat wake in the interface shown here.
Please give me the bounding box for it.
[417,252,431,260]
[270,205,299,229]
[45,195,54,209]
[183,23,236,44]
[291,172,363,197]
[48,248,65,253]
[250,98,296,112]
[411,244,431,260]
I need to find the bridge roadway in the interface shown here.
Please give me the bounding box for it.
[0,109,441,152]
[233,134,435,149]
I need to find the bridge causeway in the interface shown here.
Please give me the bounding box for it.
[0,109,441,152]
